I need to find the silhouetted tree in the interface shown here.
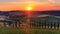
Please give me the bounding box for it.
[9,14,26,28]
[44,20,46,28]
[57,20,59,29]
[51,22,52,29]
[54,22,56,29]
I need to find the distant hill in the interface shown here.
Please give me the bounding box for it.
[0,10,25,16]
[31,10,60,16]
[0,10,60,16]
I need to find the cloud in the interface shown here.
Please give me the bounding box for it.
[0,0,60,2]
[0,0,18,2]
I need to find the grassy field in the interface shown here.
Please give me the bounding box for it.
[0,27,26,34]
[31,29,60,34]
[0,27,60,34]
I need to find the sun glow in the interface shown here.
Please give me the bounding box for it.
[26,6,32,11]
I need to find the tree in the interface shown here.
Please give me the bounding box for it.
[9,14,26,28]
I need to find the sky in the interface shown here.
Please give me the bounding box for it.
[0,0,60,11]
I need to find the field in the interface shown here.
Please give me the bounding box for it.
[0,27,26,34]
[32,29,60,34]
[0,27,60,34]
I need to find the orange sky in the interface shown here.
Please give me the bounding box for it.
[0,2,60,11]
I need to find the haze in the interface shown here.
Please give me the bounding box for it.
[0,0,60,11]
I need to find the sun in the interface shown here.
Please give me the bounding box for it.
[27,7,32,10]
[26,6,33,11]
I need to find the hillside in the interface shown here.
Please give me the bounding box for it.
[30,15,60,27]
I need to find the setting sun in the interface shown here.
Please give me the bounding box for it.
[26,5,33,11]
[25,4,33,11]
